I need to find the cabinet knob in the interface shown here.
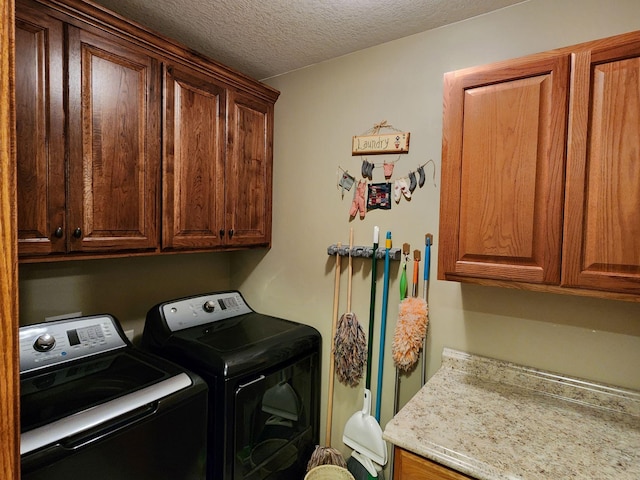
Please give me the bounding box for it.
[54,226,63,238]
[73,227,82,239]
[228,229,234,238]
[219,229,225,238]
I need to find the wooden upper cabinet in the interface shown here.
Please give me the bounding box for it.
[162,64,226,249]
[440,30,640,299]
[562,36,640,294]
[15,0,278,261]
[67,26,160,253]
[439,53,570,284]
[226,90,273,247]
[15,5,66,256]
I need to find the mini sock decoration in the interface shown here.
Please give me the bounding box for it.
[338,169,356,198]
[408,171,417,192]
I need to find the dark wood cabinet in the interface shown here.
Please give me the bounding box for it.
[66,26,160,253]
[162,63,226,249]
[15,5,65,256]
[225,90,273,247]
[15,0,279,261]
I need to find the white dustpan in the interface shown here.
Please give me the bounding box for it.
[342,389,387,467]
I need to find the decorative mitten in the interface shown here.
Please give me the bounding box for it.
[394,178,411,202]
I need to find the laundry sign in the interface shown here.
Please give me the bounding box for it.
[352,132,410,155]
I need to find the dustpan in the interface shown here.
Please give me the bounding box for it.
[342,389,387,467]
[261,380,300,421]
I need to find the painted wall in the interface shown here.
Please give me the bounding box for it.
[232,0,640,463]
[19,253,233,335]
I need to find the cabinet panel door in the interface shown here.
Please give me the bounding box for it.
[226,91,273,247]
[67,26,160,252]
[15,6,65,255]
[162,64,226,249]
[563,38,640,294]
[393,448,472,480]
[439,54,570,284]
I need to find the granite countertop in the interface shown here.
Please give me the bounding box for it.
[383,348,640,480]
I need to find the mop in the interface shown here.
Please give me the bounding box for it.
[307,243,347,471]
[334,228,367,387]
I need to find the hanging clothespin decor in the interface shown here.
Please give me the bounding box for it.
[352,120,410,155]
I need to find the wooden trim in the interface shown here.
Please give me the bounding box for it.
[0,0,20,477]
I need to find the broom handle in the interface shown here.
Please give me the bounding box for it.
[347,228,353,312]
[326,242,341,446]
[366,227,379,389]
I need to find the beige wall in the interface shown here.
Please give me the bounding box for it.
[19,253,233,335]
[233,0,640,460]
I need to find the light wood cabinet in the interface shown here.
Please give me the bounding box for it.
[393,447,472,480]
[562,36,640,295]
[15,0,279,261]
[439,30,640,300]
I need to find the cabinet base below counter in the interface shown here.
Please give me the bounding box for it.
[383,348,640,480]
[394,447,472,480]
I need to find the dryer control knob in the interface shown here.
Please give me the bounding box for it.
[34,333,56,352]
[203,300,216,313]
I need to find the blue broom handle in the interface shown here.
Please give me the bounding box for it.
[375,231,391,421]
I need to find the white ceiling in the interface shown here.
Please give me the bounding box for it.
[92,0,525,80]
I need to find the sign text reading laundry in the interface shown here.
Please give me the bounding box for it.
[352,132,410,155]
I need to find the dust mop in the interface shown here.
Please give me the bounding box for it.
[344,227,387,480]
[392,249,428,372]
[334,228,366,387]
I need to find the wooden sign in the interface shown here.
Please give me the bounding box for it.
[352,132,410,155]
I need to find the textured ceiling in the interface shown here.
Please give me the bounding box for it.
[91,0,525,80]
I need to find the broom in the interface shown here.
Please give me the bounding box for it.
[307,242,347,471]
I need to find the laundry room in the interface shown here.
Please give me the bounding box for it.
[4,0,640,479]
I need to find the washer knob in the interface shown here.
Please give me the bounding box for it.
[34,333,56,352]
[203,300,216,313]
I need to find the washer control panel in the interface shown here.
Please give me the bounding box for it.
[161,291,253,332]
[20,315,127,374]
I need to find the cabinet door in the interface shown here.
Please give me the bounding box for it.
[439,54,570,284]
[162,64,226,249]
[15,5,65,255]
[226,91,273,247]
[67,26,160,253]
[393,447,472,480]
[562,36,640,294]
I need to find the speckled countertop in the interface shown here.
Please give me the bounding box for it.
[383,348,640,479]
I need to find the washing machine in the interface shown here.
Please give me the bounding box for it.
[19,314,208,480]
[142,290,321,480]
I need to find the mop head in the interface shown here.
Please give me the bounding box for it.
[307,445,347,471]
[334,312,367,387]
[392,297,428,371]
